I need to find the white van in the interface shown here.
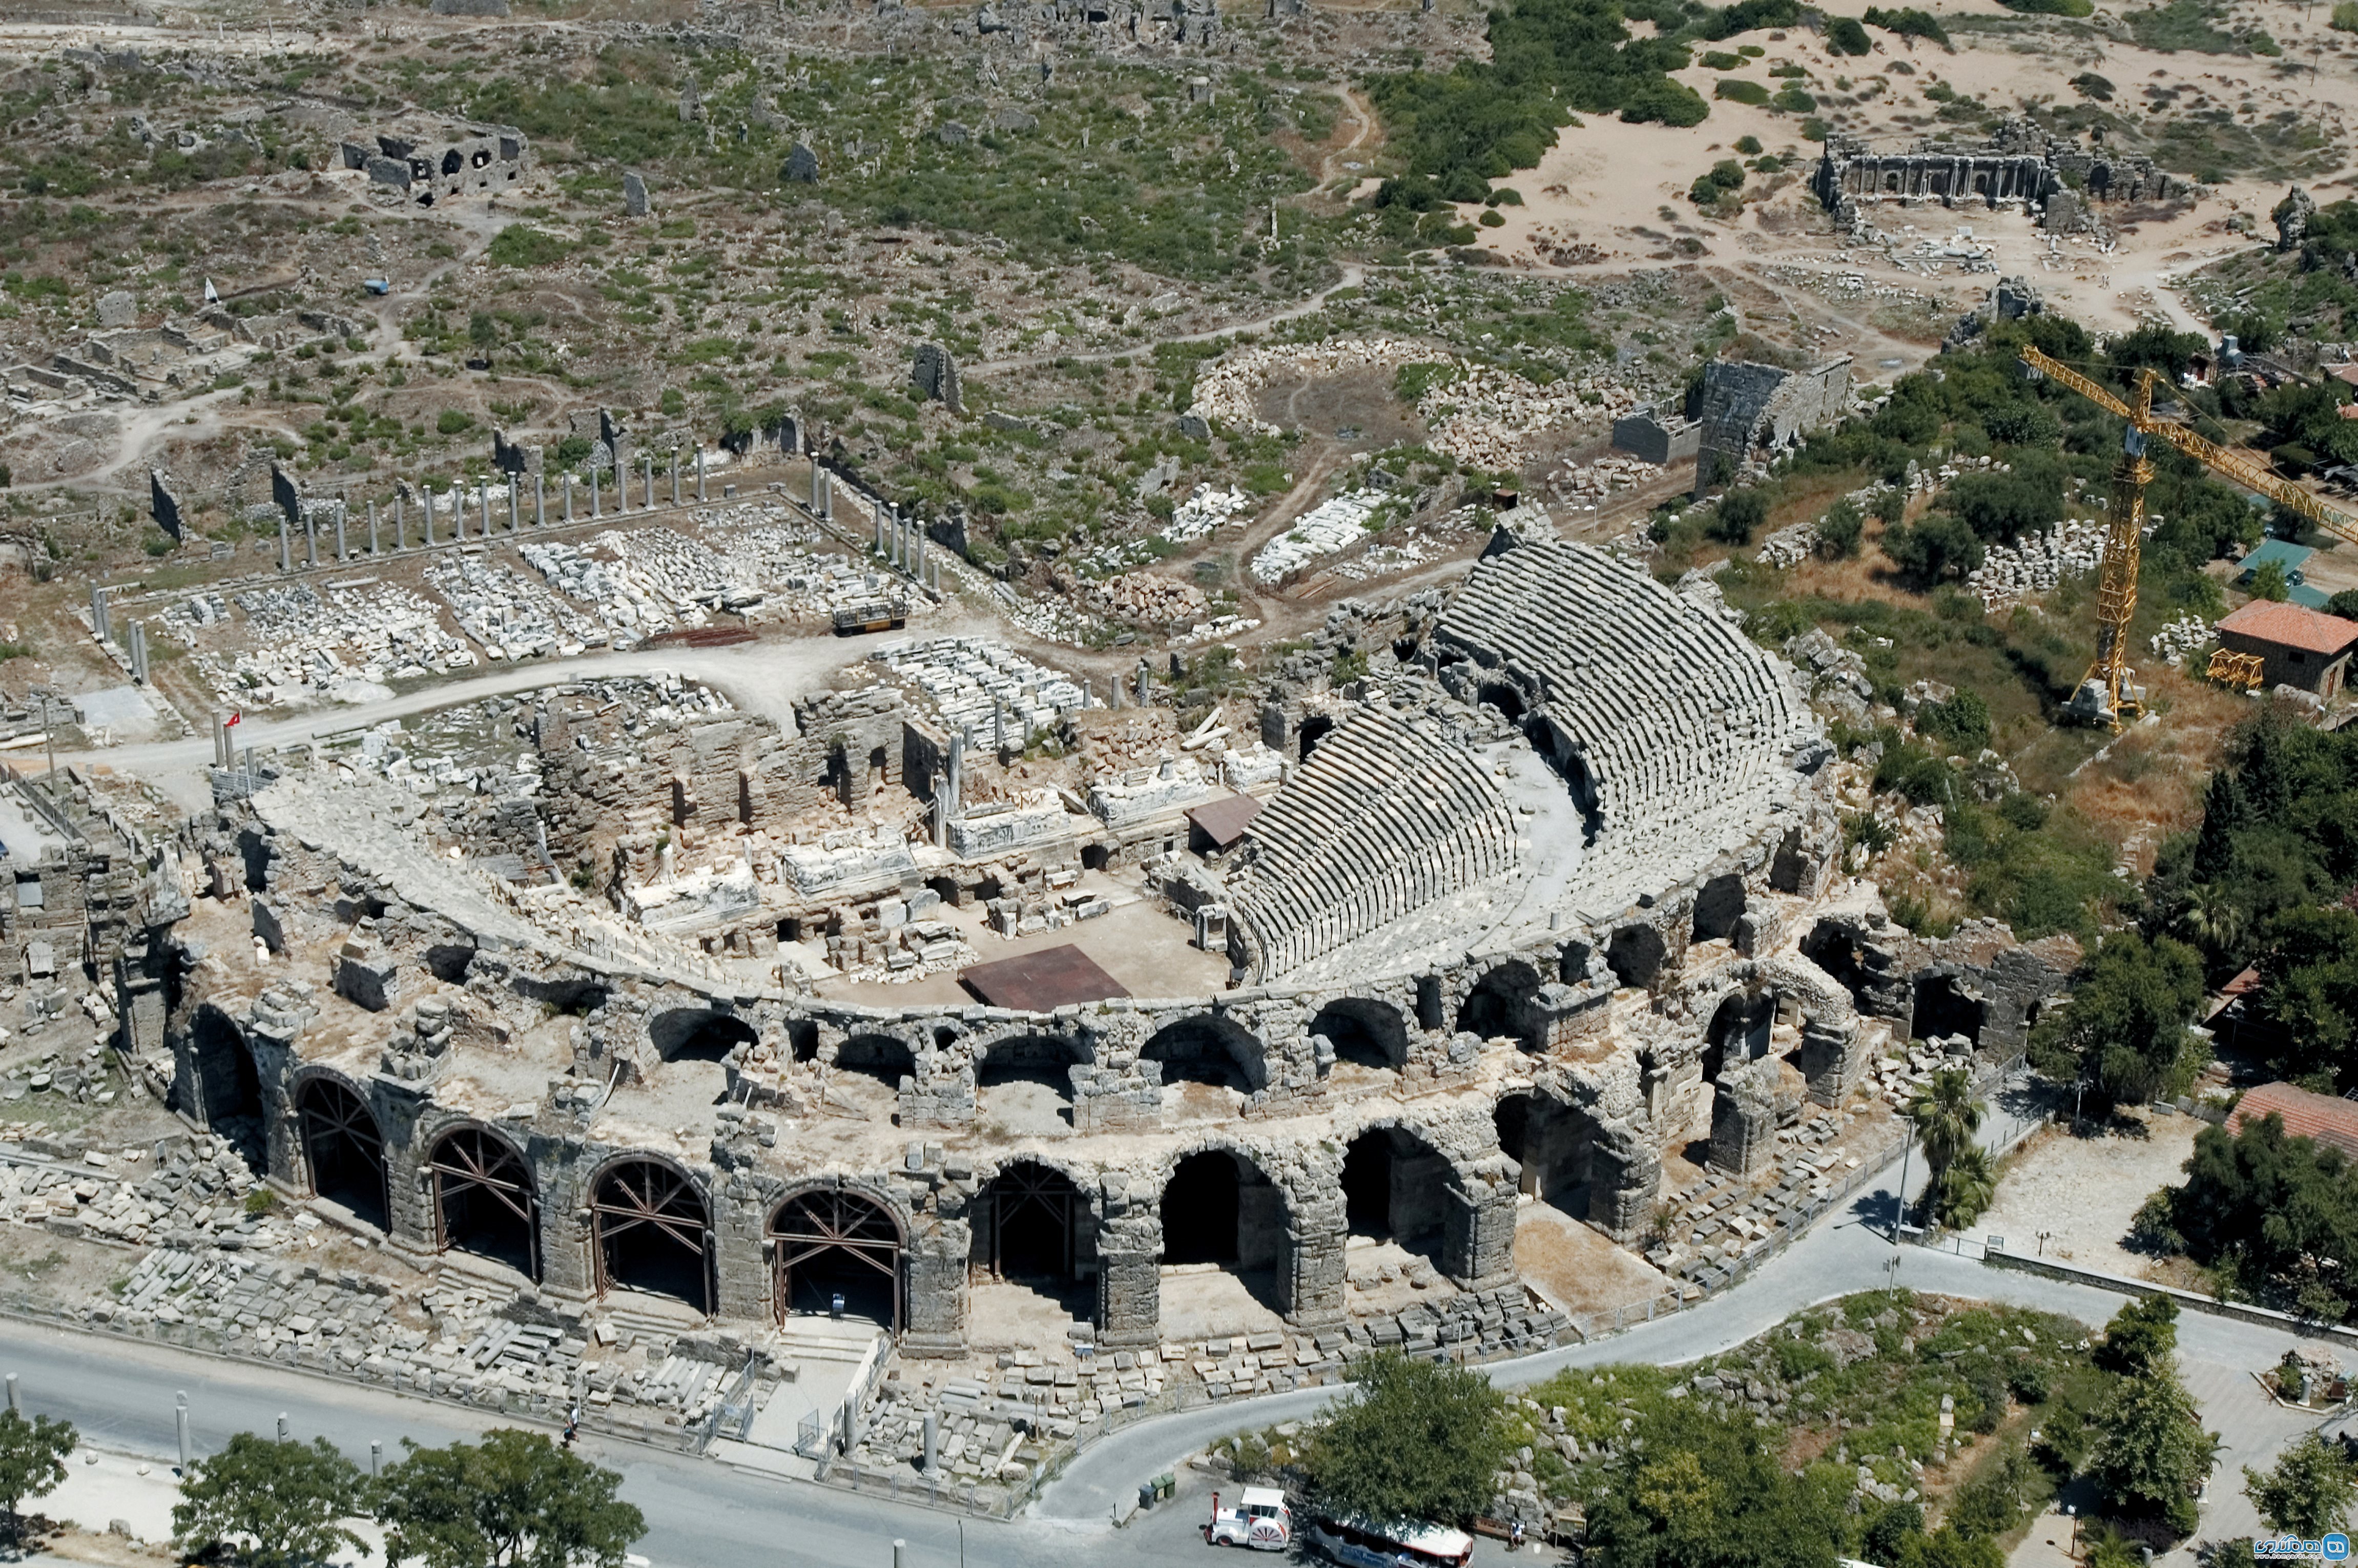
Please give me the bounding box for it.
[1206,1487,1294,1550]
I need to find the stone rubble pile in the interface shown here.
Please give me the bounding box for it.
[2149,612,2214,666]
[426,550,607,661]
[1172,614,1262,645]
[1250,490,1387,583]
[1083,570,1208,625]
[870,637,1086,738]
[1963,519,2109,609]
[1756,519,1821,569]
[1869,1034,1976,1107]
[192,581,468,707]
[1549,453,1663,510]
[1643,1107,1893,1291]
[1162,484,1254,545]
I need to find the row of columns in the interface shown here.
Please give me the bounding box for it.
[89,585,151,686]
[274,448,719,574]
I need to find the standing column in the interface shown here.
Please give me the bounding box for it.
[392,493,404,551]
[696,446,707,502]
[479,480,490,540]
[423,487,437,546]
[534,473,545,528]
[90,585,110,643]
[304,512,318,568]
[279,517,292,571]
[507,474,519,534]
[810,461,822,511]
[643,452,654,512]
[367,500,379,555]
[670,449,681,508]
[873,509,884,554]
[821,471,832,520]
[591,468,602,518]
[564,472,574,524]
[335,502,347,561]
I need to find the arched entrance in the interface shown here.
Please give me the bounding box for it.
[976,1035,1085,1131]
[428,1127,539,1280]
[1692,874,1747,943]
[1142,1015,1262,1094]
[591,1160,712,1314]
[1298,713,1335,760]
[296,1077,387,1230]
[192,1006,265,1173]
[1705,991,1775,1080]
[974,1161,1084,1284]
[1458,962,1543,1050]
[1494,1091,1595,1211]
[1310,998,1409,1074]
[1606,925,1667,990]
[1162,1151,1242,1265]
[1341,1126,1452,1261]
[650,1008,757,1063]
[1477,681,1525,721]
[771,1188,903,1331]
[1912,975,1986,1045]
[835,1033,917,1088]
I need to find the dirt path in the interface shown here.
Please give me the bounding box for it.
[969,263,1366,375]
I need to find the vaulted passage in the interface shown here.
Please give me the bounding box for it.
[835,1033,917,1088]
[1494,1091,1598,1214]
[1707,991,1775,1075]
[1142,1015,1262,1095]
[650,1008,756,1063]
[1341,1127,1452,1251]
[592,1161,711,1313]
[974,1161,1084,1286]
[297,1078,387,1231]
[429,1127,539,1281]
[191,1006,265,1174]
[1458,961,1544,1050]
[1913,975,1986,1046]
[772,1188,902,1331]
[1310,998,1409,1074]
[976,1035,1085,1131]
[1161,1151,1241,1265]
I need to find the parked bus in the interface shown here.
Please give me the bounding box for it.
[1304,1512,1476,1568]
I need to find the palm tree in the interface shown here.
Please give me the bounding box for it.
[2173,882,2245,969]
[1908,1066,1983,1181]
[1935,1145,1997,1228]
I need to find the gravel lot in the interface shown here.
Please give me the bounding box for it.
[1961,1111,2202,1278]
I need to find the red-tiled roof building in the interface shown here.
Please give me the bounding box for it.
[2215,601,2358,696]
[2226,1081,2358,1162]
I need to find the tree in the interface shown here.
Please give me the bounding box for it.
[377,1429,646,1568]
[2171,882,2247,972]
[1709,488,1769,545]
[1815,497,1863,560]
[2025,932,2206,1111]
[0,1410,75,1540]
[2250,559,2293,603]
[2328,588,2358,621]
[1584,1401,1847,1568]
[1826,14,1873,52]
[172,1433,368,1568]
[1933,1145,1997,1229]
[2159,1113,2358,1318]
[2095,1294,2179,1377]
[2245,1432,2355,1541]
[2088,1363,2214,1534]
[1883,511,1985,585]
[1908,1069,1984,1223]
[1302,1353,1505,1527]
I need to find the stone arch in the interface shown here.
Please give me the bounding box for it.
[1606,924,1667,990]
[427,1123,539,1281]
[971,1158,1089,1289]
[1142,1013,1267,1095]
[190,1004,265,1173]
[1912,973,1985,1045]
[1800,918,1874,1007]
[1457,961,1544,1051]
[1704,988,1775,1080]
[835,1031,918,1088]
[1339,1122,1455,1271]
[588,1154,713,1314]
[1157,1143,1294,1322]
[784,1018,820,1063]
[1477,679,1526,722]
[975,1033,1089,1130]
[294,1072,387,1230]
[649,1006,756,1063]
[769,1182,905,1331]
[1493,1087,1602,1216]
[1691,872,1747,944]
[1298,712,1336,761]
[1308,996,1410,1073]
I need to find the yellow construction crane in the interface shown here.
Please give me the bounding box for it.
[2019,346,2358,725]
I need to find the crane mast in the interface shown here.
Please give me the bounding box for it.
[2016,346,2358,726]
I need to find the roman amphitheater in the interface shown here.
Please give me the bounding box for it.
[52,518,2066,1461]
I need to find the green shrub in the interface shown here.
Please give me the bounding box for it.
[1715,77,1772,105]
[1708,487,1769,543]
[1772,86,1818,112]
[1734,133,1763,153]
[1701,49,1746,67]
[2335,2,2358,31]
[436,409,474,436]
[486,224,574,269]
[1827,16,1872,52]
[1917,687,1992,753]
[1816,496,1864,559]
[1864,6,1951,44]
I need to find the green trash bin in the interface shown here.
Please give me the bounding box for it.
[1153,1472,1176,1503]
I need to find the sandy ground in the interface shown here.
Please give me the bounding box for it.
[1511,1200,1672,1318]
[1959,1110,2201,1277]
[1464,0,2358,346]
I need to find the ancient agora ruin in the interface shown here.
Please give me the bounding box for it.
[4,511,2066,1499]
[1813,117,2193,240]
